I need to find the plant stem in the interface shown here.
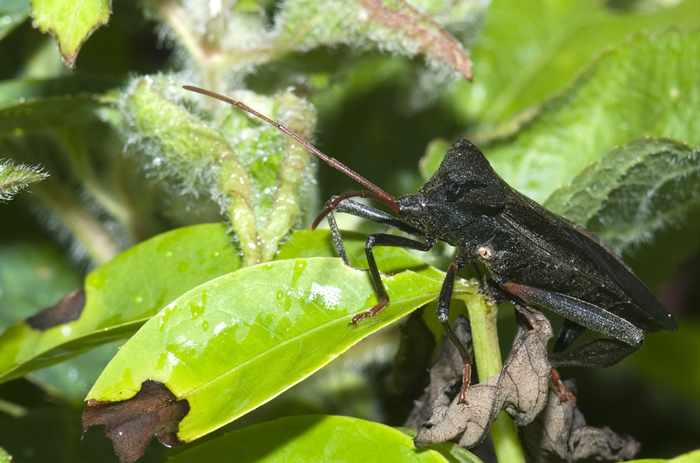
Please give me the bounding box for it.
[458,289,526,463]
[34,180,120,265]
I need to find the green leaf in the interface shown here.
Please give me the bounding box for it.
[0,75,122,107]
[668,449,700,463]
[0,223,240,383]
[0,446,10,463]
[0,94,105,134]
[544,138,700,288]
[480,29,700,205]
[29,0,111,67]
[86,258,449,442]
[632,318,700,406]
[167,415,454,463]
[27,342,119,406]
[448,0,700,123]
[0,159,48,202]
[0,0,31,41]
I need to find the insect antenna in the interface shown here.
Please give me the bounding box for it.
[182,85,399,212]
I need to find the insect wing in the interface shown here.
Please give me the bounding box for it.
[499,190,676,333]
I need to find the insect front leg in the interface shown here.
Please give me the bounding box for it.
[320,197,425,268]
[351,233,437,324]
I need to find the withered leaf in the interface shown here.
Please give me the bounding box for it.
[82,380,189,463]
[521,379,640,462]
[404,315,472,429]
[414,305,553,448]
[27,287,85,330]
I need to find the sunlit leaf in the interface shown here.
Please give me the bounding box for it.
[86,258,451,444]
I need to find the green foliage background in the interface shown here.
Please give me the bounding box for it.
[1,0,700,462]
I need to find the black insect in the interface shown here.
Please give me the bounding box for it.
[183,85,677,386]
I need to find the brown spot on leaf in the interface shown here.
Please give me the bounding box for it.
[27,288,86,330]
[82,380,190,463]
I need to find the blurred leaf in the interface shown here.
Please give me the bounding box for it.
[0,160,47,202]
[544,138,700,288]
[0,95,104,134]
[30,0,111,67]
[419,138,451,181]
[86,258,450,443]
[480,29,700,205]
[277,0,482,81]
[449,0,700,123]
[27,341,119,406]
[166,415,455,463]
[632,319,700,406]
[0,75,121,107]
[0,0,30,41]
[0,223,240,383]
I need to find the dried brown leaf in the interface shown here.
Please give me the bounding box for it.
[521,380,640,462]
[82,380,189,463]
[414,306,553,448]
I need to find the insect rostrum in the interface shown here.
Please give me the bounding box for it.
[183,85,677,376]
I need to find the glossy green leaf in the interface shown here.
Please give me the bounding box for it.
[0,159,48,202]
[0,223,240,383]
[0,0,30,41]
[448,0,700,124]
[544,138,700,288]
[30,0,111,67]
[481,29,700,204]
[0,446,10,463]
[167,415,452,463]
[87,257,451,441]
